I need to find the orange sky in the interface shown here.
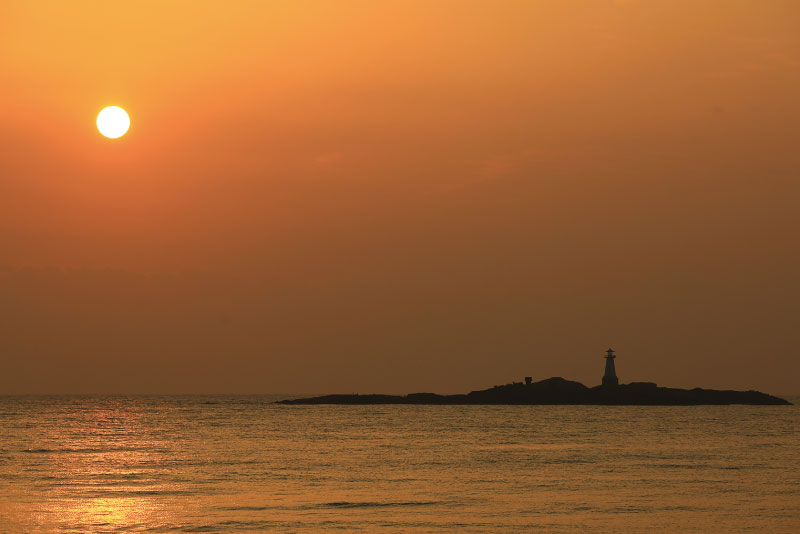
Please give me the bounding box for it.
[1,1,799,394]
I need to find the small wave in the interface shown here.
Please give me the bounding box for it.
[84,489,198,497]
[218,505,273,511]
[218,501,445,512]
[22,447,160,454]
[654,463,708,469]
[179,521,287,532]
[319,500,440,509]
[660,505,706,512]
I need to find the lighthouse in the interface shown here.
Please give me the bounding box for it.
[602,348,619,387]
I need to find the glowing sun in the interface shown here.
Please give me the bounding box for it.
[96,106,130,139]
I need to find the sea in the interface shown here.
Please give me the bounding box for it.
[0,395,798,533]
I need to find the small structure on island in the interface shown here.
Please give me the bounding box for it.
[525,376,532,386]
[602,348,619,387]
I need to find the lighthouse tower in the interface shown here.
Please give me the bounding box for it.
[602,348,619,387]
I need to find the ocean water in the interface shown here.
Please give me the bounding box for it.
[0,395,797,533]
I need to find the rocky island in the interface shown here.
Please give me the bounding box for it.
[279,349,791,406]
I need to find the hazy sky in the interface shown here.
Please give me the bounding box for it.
[1,1,798,394]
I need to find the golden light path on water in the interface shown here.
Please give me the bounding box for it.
[25,402,178,530]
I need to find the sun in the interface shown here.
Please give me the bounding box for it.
[96,106,130,139]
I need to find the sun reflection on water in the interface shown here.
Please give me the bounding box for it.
[17,398,192,533]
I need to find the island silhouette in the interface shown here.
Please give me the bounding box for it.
[279,349,791,406]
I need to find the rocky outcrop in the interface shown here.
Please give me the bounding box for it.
[278,377,791,405]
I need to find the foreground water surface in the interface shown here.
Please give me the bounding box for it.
[0,395,797,533]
